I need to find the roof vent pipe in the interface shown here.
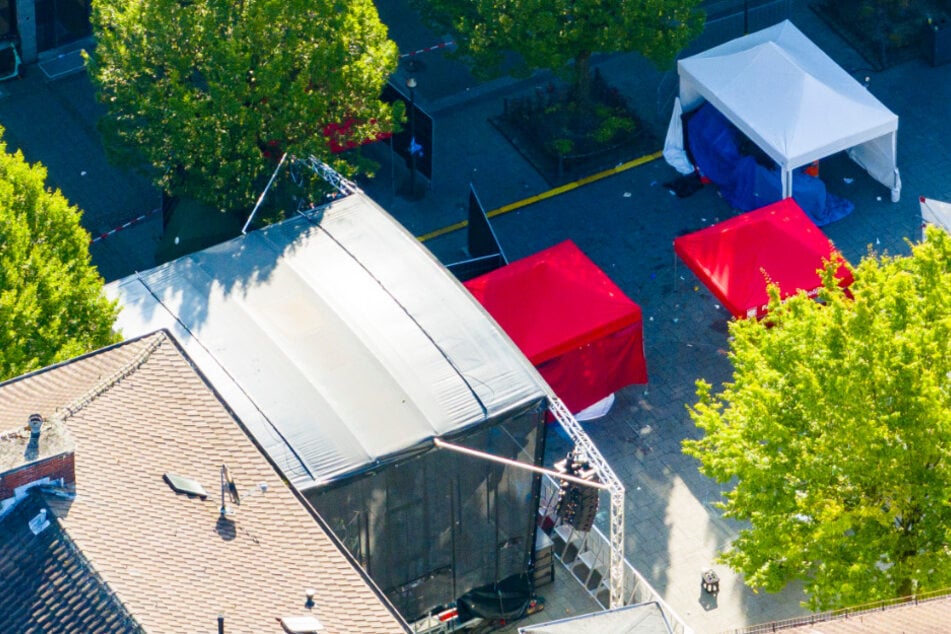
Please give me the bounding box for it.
[28,414,43,438]
[218,615,224,634]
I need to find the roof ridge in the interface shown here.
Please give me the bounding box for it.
[53,332,167,424]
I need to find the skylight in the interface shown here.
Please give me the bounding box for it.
[163,473,208,499]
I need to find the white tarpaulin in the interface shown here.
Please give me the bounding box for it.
[105,192,549,489]
[671,20,901,201]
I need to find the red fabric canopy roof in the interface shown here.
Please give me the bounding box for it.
[673,198,853,319]
[465,240,647,413]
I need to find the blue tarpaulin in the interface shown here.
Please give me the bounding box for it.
[687,103,853,226]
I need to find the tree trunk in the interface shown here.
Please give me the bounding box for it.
[895,511,921,598]
[574,51,593,113]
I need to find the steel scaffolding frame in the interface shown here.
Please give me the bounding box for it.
[547,395,625,609]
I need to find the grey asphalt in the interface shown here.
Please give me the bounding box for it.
[1,1,946,632]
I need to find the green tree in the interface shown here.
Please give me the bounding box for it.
[416,0,703,99]
[683,228,951,610]
[88,0,399,212]
[0,131,120,380]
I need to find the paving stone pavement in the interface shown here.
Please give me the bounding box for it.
[1,1,948,631]
[0,53,161,281]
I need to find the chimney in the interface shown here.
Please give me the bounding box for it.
[0,414,76,502]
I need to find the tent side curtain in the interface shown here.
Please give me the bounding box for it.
[671,20,900,202]
[849,131,901,199]
[307,397,547,622]
[536,321,647,413]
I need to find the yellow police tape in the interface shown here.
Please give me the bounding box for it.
[417,150,664,243]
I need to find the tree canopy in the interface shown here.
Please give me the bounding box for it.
[416,0,703,88]
[0,131,120,380]
[683,228,951,610]
[88,0,399,212]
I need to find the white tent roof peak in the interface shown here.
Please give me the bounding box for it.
[684,20,865,92]
[685,40,894,165]
[675,19,900,198]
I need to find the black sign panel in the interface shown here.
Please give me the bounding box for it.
[467,184,507,262]
[382,82,434,181]
[446,184,508,282]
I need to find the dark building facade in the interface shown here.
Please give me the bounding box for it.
[8,0,90,63]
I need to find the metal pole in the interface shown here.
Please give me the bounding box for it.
[390,135,396,195]
[432,438,610,490]
[407,77,417,197]
[242,152,287,234]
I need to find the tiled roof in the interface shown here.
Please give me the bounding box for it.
[0,330,409,634]
[778,595,951,633]
[0,491,142,633]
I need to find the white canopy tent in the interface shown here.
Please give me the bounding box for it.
[668,20,901,202]
[919,196,951,238]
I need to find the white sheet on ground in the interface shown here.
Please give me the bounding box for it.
[664,97,694,176]
[574,393,616,421]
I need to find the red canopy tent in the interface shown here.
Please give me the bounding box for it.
[673,198,853,319]
[464,240,648,414]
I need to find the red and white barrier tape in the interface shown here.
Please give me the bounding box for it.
[399,40,455,58]
[90,207,161,244]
